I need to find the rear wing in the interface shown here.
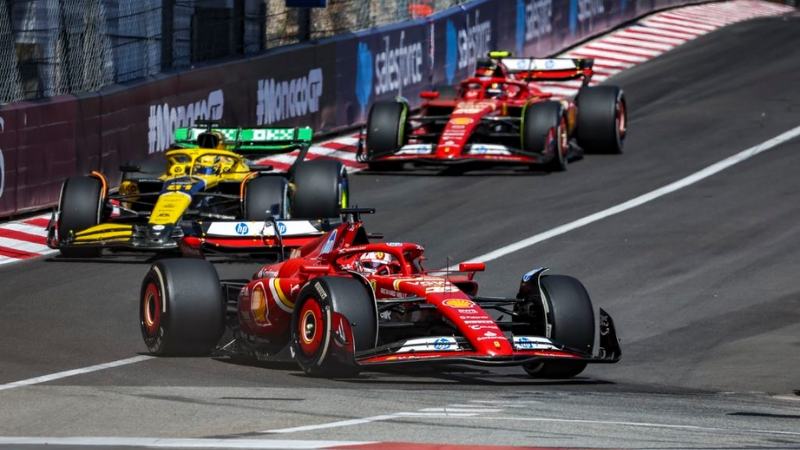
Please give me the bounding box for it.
[173,126,313,154]
[500,57,595,85]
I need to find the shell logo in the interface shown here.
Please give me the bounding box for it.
[443,299,475,308]
[452,117,473,125]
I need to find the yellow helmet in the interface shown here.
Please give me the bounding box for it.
[194,155,221,176]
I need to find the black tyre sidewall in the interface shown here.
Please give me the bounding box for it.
[365,101,407,157]
[576,86,625,154]
[139,259,225,356]
[522,101,567,171]
[243,176,290,221]
[291,160,347,219]
[292,276,377,377]
[524,274,595,378]
[58,176,104,258]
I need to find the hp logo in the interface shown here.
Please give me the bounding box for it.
[277,222,287,235]
[235,223,249,235]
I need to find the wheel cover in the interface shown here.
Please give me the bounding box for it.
[558,117,568,160]
[298,298,323,357]
[616,101,627,141]
[143,283,161,337]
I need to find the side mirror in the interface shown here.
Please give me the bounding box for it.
[420,91,440,100]
[459,262,485,272]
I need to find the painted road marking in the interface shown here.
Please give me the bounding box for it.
[461,124,800,265]
[0,356,154,392]
[0,437,375,449]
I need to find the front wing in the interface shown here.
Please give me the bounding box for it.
[48,216,326,256]
[354,309,621,367]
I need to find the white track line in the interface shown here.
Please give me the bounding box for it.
[0,437,374,449]
[0,356,154,392]
[459,124,800,265]
[264,415,397,434]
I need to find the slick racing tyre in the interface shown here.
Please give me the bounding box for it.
[522,101,569,172]
[243,176,291,221]
[292,276,378,378]
[523,275,595,379]
[365,101,407,171]
[575,86,626,154]
[291,160,348,220]
[57,176,104,258]
[140,259,225,356]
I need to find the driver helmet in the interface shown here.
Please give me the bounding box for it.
[194,155,221,176]
[485,83,505,99]
[356,252,397,275]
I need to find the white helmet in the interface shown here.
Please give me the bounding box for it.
[356,252,397,275]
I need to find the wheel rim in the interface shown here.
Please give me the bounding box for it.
[298,298,323,357]
[558,117,568,161]
[616,101,627,141]
[143,283,161,337]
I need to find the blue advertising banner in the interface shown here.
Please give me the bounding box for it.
[334,20,430,127]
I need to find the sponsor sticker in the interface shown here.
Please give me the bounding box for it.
[458,308,478,314]
[314,282,327,299]
[235,223,249,235]
[451,117,473,125]
[443,299,475,308]
[433,338,451,350]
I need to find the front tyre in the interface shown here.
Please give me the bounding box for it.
[575,86,626,154]
[365,101,407,170]
[57,176,104,258]
[523,275,595,379]
[292,277,378,378]
[522,101,568,172]
[291,160,348,220]
[140,259,225,356]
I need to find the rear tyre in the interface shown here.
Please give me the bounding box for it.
[140,259,225,356]
[575,86,626,154]
[522,101,568,172]
[523,275,595,379]
[57,176,104,258]
[365,101,407,169]
[292,277,378,378]
[243,176,290,221]
[291,160,348,220]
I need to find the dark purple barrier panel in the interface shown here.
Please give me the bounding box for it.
[0,104,20,217]
[334,19,431,127]
[13,96,79,215]
[73,91,103,178]
[243,41,339,134]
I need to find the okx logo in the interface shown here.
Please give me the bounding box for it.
[355,42,373,116]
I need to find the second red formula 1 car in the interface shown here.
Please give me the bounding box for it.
[138,208,621,379]
[358,52,627,172]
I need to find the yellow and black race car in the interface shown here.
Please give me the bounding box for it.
[47,121,348,258]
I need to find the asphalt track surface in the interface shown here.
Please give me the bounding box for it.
[2,13,800,450]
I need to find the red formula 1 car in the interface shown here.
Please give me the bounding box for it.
[358,53,627,172]
[139,208,621,379]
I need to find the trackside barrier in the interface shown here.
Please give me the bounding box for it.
[0,0,758,217]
